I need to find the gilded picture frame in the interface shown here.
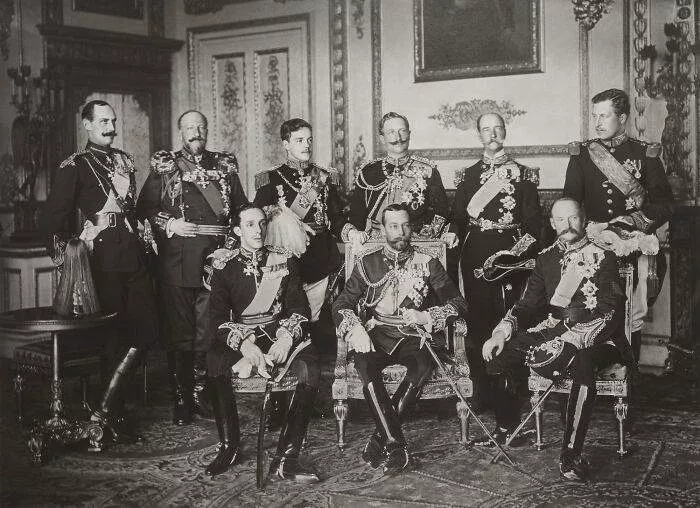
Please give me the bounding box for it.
[413,0,543,82]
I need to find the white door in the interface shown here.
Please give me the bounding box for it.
[191,19,310,196]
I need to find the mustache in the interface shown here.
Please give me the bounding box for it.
[389,138,409,145]
[102,131,117,137]
[558,228,579,236]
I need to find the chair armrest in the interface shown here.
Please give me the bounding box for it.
[451,319,468,361]
[334,330,350,380]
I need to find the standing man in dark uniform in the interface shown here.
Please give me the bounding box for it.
[333,204,468,476]
[564,88,674,361]
[482,198,631,481]
[342,112,451,246]
[254,118,345,347]
[450,112,542,412]
[204,204,320,483]
[136,110,247,425]
[41,99,158,446]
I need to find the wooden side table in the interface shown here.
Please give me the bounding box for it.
[0,307,118,464]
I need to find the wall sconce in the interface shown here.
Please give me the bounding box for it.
[641,23,700,100]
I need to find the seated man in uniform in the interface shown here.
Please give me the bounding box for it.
[482,197,633,481]
[332,203,468,476]
[204,203,320,483]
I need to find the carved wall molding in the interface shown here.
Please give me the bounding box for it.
[352,135,367,176]
[572,0,615,30]
[39,25,182,73]
[0,0,13,61]
[330,0,349,178]
[579,26,590,140]
[631,0,648,140]
[41,0,63,26]
[351,0,365,39]
[429,99,526,132]
[413,145,569,161]
[149,0,166,37]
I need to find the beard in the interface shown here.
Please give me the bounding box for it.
[184,138,206,155]
[388,236,410,251]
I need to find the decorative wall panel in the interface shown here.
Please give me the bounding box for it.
[214,54,247,171]
[256,50,289,168]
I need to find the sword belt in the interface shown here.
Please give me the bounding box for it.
[238,312,280,326]
[548,306,593,323]
[194,224,228,236]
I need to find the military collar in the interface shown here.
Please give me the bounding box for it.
[180,148,206,165]
[482,150,508,166]
[382,244,414,265]
[601,132,628,148]
[384,153,411,167]
[285,158,310,172]
[239,246,265,262]
[86,141,113,156]
[556,235,589,253]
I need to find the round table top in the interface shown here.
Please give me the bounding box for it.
[0,307,118,333]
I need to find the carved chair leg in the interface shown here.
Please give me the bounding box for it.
[614,396,629,457]
[531,391,544,451]
[13,372,25,424]
[334,399,349,450]
[456,400,470,445]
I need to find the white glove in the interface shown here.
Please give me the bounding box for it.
[347,323,374,353]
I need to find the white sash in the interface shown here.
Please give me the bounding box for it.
[242,252,288,316]
[467,173,509,218]
[374,252,431,315]
[550,261,585,308]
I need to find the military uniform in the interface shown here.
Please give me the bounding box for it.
[486,236,630,467]
[136,148,247,422]
[332,243,467,473]
[449,151,542,401]
[254,159,345,322]
[342,154,450,241]
[205,246,320,481]
[40,141,158,442]
[563,133,674,358]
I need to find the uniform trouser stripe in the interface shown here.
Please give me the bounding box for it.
[566,384,589,449]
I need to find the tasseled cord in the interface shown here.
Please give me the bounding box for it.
[53,238,101,316]
[263,204,314,258]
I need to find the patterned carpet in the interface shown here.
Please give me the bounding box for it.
[0,355,698,507]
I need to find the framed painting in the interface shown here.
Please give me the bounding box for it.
[413,0,543,82]
[73,0,144,19]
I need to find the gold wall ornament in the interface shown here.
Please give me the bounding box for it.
[572,0,615,30]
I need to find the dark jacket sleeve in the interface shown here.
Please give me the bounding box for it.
[40,161,79,259]
[425,257,468,329]
[639,155,674,230]
[332,262,368,336]
[228,170,250,219]
[348,178,369,232]
[279,257,312,347]
[135,171,165,225]
[508,254,548,331]
[521,180,543,243]
[206,266,243,375]
[253,183,275,207]
[563,156,584,203]
[428,167,450,220]
[325,181,346,238]
[449,180,468,240]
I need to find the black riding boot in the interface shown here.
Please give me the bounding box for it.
[90,347,145,446]
[204,377,241,476]
[560,382,596,482]
[362,378,422,469]
[168,351,193,426]
[363,381,410,475]
[266,392,288,432]
[269,383,320,483]
[192,351,212,418]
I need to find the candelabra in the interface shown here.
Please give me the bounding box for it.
[640,22,700,202]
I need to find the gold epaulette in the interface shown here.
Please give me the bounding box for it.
[410,154,437,178]
[255,165,281,190]
[359,245,383,260]
[313,163,341,186]
[150,150,177,174]
[522,166,540,185]
[113,147,135,163]
[59,150,86,169]
[267,245,294,258]
[215,151,239,173]
[354,158,383,186]
[567,141,581,156]
[211,248,238,270]
[414,245,439,259]
[454,167,467,187]
[538,243,556,255]
[645,142,662,158]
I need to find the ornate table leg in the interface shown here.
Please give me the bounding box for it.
[26,332,105,464]
[334,399,349,450]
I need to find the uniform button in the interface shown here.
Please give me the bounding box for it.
[608,209,613,215]
[602,181,609,187]
[607,189,613,194]
[606,199,613,204]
